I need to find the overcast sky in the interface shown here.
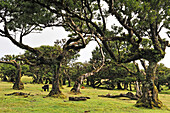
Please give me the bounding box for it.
[0,27,97,63]
[0,27,170,68]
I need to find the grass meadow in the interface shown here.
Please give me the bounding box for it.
[0,76,170,113]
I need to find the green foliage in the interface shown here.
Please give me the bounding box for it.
[0,63,16,79]
[0,55,18,81]
[38,45,62,58]
[0,0,54,32]
[89,46,138,89]
[17,43,79,84]
[69,62,91,81]
[141,38,152,49]
[156,63,170,85]
[0,0,169,108]
[21,65,29,75]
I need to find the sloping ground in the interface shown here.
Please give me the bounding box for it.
[0,80,170,113]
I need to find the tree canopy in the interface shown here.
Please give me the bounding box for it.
[0,0,169,109]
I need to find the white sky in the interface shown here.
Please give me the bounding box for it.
[0,27,97,63]
[0,27,170,68]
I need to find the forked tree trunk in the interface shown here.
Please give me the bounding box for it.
[71,38,105,94]
[13,62,24,90]
[71,73,91,93]
[48,63,65,98]
[71,64,105,93]
[135,62,163,108]
[70,63,105,93]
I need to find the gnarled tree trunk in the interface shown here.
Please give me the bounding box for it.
[13,62,24,90]
[136,62,163,108]
[71,72,95,93]
[48,63,65,98]
[70,38,105,93]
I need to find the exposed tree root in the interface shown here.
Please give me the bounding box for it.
[13,82,24,90]
[48,91,67,99]
[70,88,81,95]
[135,98,163,108]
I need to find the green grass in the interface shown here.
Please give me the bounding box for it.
[21,76,33,84]
[0,77,170,113]
[159,86,170,95]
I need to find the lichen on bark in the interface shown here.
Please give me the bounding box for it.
[135,62,163,108]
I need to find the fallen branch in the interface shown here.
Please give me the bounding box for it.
[98,92,138,100]
[69,96,90,101]
[5,92,34,97]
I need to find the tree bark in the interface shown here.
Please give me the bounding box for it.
[124,82,128,90]
[98,92,138,100]
[70,37,105,93]
[71,73,89,93]
[117,82,122,89]
[70,65,104,93]
[67,76,71,87]
[135,62,163,108]
[135,81,142,98]
[86,78,90,86]
[12,62,24,90]
[48,63,65,98]
[129,82,132,91]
